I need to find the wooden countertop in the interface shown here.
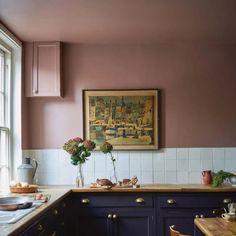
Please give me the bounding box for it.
[1,184,236,236]
[195,218,236,236]
[71,184,236,192]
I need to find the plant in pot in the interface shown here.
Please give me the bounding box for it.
[212,170,235,187]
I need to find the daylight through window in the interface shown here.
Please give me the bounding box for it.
[0,47,10,189]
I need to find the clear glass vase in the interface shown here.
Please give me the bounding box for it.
[76,163,84,188]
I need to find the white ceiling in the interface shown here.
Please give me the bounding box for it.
[1,0,236,43]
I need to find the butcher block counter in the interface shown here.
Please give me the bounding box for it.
[1,184,236,236]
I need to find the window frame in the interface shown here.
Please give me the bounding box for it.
[0,43,11,189]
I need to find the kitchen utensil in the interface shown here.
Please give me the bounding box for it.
[17,157,38,184]
[0,197,33,211]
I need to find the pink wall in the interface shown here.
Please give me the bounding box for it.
[22,43,236,149]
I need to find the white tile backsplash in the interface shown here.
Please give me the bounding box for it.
[23,148,236,185]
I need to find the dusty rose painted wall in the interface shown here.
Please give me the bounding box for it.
[22,43,236,149]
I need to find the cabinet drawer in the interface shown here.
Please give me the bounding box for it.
[159,193,236,208]
[76,193,153,208]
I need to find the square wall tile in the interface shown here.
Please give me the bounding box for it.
[177,148,189,159]
[189,148,201,160]
[141,152,153,172]
[200,148,213,161]
[177,171,189,184]
[117,170,130,181]
[225,148,236,161]
[165,171,177,184]
[177,158,189,171]
[153,151,165,172]
[117,151,130,172]
[189,171,201,184]
[154,171,165,183]
[130,152,141,172]
[141,171,153,184]
[164,148,177,160]
[212,148,225,172]
[41,150,60,172]
[95,152,106,173]
[189,159,201,171]
[225,160,236,172]
[165,159,177,171]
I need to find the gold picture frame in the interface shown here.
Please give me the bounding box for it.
[83,89,159,150]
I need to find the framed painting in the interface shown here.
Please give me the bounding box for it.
[83,89,159,150]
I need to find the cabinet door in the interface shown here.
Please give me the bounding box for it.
[112,208,154,236]
[157,193,236,236]
[158,209,198,236]
[76,208,111,236]
[24,41,62,97]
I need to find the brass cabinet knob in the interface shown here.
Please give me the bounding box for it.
[81,198,90,204]
[200,214,204,218]
[108,214,112,219]
[37,224,43,231]
[195,215,199,218]
[113,214,117,219]
[167,199,176,204]
[136,198,145,204]
[53,209,58,215]
[223,198,232,204]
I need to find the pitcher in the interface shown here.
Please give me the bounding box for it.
[17,157,38,184]
[202,170,212,185]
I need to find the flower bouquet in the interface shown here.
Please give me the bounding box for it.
[63,137,96,187]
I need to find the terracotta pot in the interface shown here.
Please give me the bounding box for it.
[202,170,212,185]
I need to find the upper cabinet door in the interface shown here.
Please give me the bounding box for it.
[25,41,62,97]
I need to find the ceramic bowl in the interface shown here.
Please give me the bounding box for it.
[229,176,236,186]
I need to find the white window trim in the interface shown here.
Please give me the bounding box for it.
[0,24,22,191]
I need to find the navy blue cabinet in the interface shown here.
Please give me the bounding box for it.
[157,193,236,236]
[17,191,236,236]
[18,197,70,236]
[73,193,155,236]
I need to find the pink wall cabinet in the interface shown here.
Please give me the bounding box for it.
[24,41,62,97]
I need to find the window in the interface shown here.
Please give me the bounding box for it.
[0,47,10,189]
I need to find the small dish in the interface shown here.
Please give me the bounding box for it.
[222,213,236,221]
[10,185,38,193]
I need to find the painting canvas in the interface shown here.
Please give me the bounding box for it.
[83,89,159,150]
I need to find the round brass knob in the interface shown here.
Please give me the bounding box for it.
[108,214,112,219]
[81,198,90,204]
[167,199,176,204]
[113,214,117,219]
[37,224,43,231]
[136,198,145,204]
[223,198,232,204]
[195,215,199,218]
[200,214,204,218]
[53,209,58,215]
